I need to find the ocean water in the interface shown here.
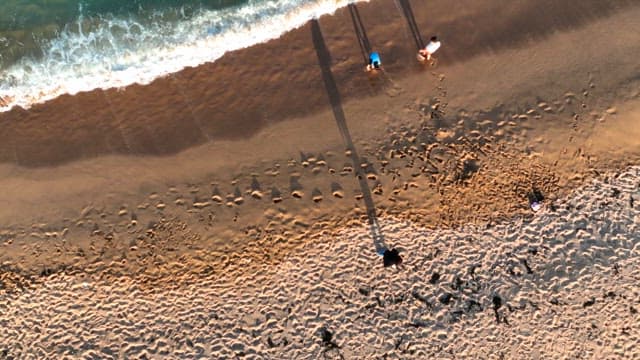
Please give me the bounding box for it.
[0,0,358,112]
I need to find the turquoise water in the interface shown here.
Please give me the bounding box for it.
[0,0,354,111]
[0,0,246,68]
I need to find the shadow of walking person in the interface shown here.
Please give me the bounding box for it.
[311,18,402,267]
[395,0,425,50]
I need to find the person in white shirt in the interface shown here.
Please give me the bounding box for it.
[419,36,441,61]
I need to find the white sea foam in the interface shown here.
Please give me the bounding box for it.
[0,0,365,112]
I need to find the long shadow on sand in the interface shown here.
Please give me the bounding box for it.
[347,3,372,65]
[311,19,386,254]
[395,0,424,50]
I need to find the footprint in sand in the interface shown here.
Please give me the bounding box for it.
[264,163,280,176]
[373,182,384,195]
[537,101,554,113]
[315,154,327,167]
[312,188,323,203]
[523,108,540,119]
[136,202,150,210]
[118,206,128,217]
[386,86,402,98]
[271,187,283,203]
[211,186,223,204]
[359,158,378,180]
[564,91,577,103]
[311,155,326,174]
[233,186,244,205]
[250,176,263,200]
[331,182,344,199]
[340,163,354,176]
[553,100,565,113]
[193,196,211,209]
[289,176,304,199]
[128,212,138,228]
[300,152,312,167]
[223,188,238,207]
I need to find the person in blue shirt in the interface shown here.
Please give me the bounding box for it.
[367,52,381,72]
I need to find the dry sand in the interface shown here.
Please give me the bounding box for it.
[1,0,640,358]
[2,166,639,359]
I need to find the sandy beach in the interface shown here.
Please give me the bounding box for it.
[1,0,640,358]
[2,165,640,358]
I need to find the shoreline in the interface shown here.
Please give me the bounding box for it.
[1,0,636,167]
[0,0,364,113]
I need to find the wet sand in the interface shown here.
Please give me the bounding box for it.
[1,0,640,358]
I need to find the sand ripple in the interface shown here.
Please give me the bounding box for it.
[1,166,639,359]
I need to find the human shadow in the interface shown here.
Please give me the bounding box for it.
[347,3,372,65]
[396,0,424,50]
[311,19,387,255]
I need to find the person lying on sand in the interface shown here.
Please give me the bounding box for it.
[366,52,382,72]
[418,36,441,62]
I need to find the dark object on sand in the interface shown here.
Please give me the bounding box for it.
[439,293,453,305]
[320,328,334,346]
[611,188,620,198]
[582,297,596,308]
[527,188,545,211]
[492,295,502,310]
[383,248,403,267]
[492,294,503,324]
[429,272,440,284]
[319,327,344,359]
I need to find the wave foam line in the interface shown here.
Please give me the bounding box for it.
[0,0,366,113]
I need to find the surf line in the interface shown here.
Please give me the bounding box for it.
[395,0,424,50]
[347,3,372,65]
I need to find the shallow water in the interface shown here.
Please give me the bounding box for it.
[0,0,246,66]
[0,0,359,112]
[1,0,238,26]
